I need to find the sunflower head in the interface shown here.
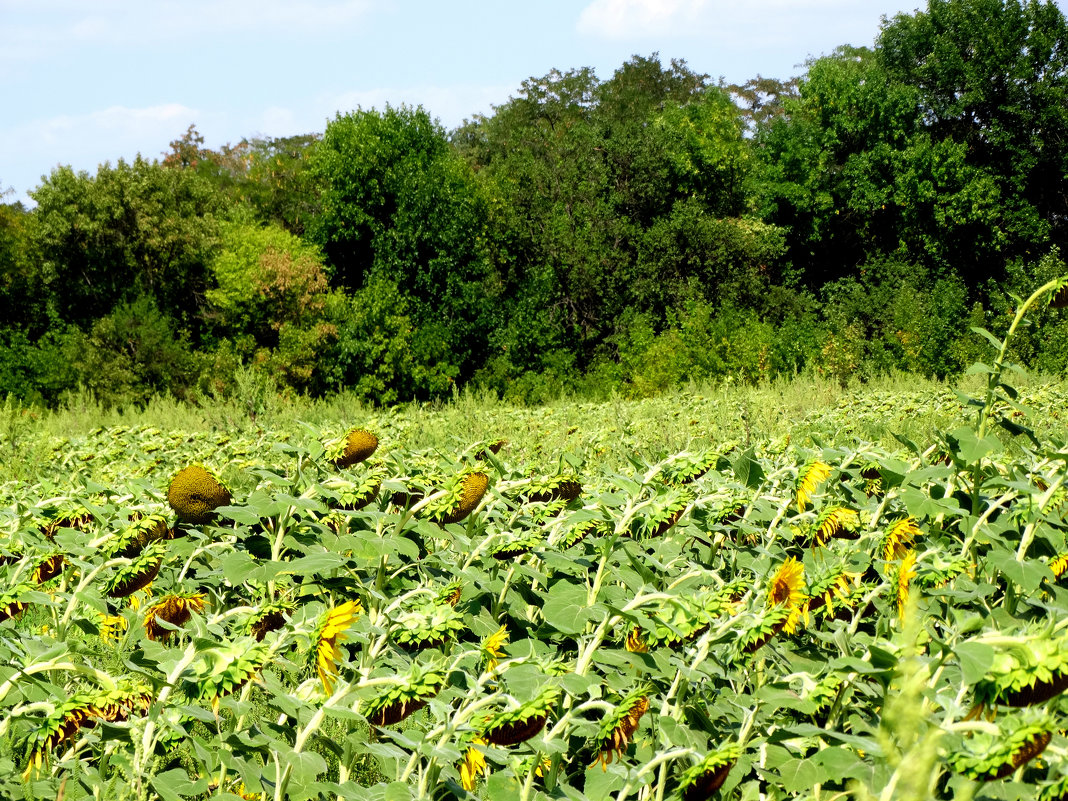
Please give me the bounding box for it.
[883,517,920,561]
[482,685,561,746]
[678,743,742,801]
[459,736,488,791]
[945,720,1053,781]
[480,625,509,671]
[590,687,652,770]
[432,471,490,525]
[767,557,805,633]
[812,506,859,546]
[331,428,379,469]
[363,665,446,726]
[314,600,362,694]
[796,460,832,511]
[143,592,206,642]
[896,550,918,622]
[167,465,231,524]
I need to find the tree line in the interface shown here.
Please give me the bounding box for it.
[1,0,1066,408]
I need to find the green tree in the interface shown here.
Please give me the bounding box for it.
[311,105,492,386]
[878,0,1068,272]
[29,157,224,329]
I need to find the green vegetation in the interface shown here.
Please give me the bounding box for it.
[1,279,1068,800]
[2,0,1067,408]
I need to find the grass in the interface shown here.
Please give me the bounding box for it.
[4,370,1067,482]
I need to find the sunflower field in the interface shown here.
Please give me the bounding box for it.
[2,282,1068,801]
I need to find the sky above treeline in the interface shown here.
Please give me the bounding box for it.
[3,0,1063,205]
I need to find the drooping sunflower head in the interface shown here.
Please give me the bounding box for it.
[480,625,509,671]
[167,465,232,524]
[432,471,490,525]
[767,557,805,633]
[314,599,363,694]
[812,506,859,546]
[590,687,652,770]
[105,540,166,599]
[182,641,271,709]
[331,428,379,469]
[392,602,465,651]
[795,460,832,511]
[883,517,920,562]
[363,665,446,726]
[1050,552,1068,579]
[482,685,562,746]
[677,743,742,801]
[244,599,296,641]
[143,592,206,642]
[945,720,1053,781]
[896,550,918,622]
[972,631,1068,709]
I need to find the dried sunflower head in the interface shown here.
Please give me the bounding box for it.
[590,687,652,770]
[428,471,490,525]
[143,591,206,642]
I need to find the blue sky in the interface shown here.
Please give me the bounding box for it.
[3,0,1056,205]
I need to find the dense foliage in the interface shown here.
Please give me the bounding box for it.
[1,0,1067,408]
[2,283,1068,800]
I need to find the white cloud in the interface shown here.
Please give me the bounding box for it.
[577,0,710,39]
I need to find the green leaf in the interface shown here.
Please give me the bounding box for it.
[970,326,1004,352]
[732,447,765,489]
[954,641,996,685]
[542,580,592,635]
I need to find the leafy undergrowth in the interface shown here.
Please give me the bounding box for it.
[3,307,1068,800]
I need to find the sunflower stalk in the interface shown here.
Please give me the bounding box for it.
[967,278,1063,521]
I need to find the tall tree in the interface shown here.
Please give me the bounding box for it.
[29,157,223,329]
[311,105,493,382]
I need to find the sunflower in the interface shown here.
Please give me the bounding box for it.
[481,625,509,671]
[167,465,232,524]
[946,721,1053,781]
[363,666,445,726]
[482,686,561,746]
[1050,552,1068,579]
[244,599,295,641]
[883,517,920,561]
[767,557,805,634]
[314,600,362,694]
[896,550,917,622]
[625,627,649,654]
[972,631,1068,709]
[812,507,859,546]
[678,744,742,801]
[143,592,206,642]
[590,689,651,769]
[796,460,832,512]
[331,428,379,469]
[804,568,862,621]
[432,472,490,525]
[459,736,488,791]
